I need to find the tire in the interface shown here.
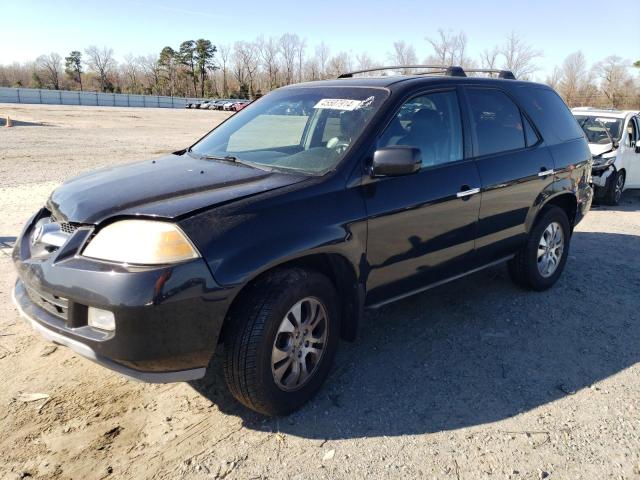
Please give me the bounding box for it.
[222,268,340,416]
[508,206,571,291]
[603,169,625,206]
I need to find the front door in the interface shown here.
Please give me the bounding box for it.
[364,89,481,305]
[624,116,640,188]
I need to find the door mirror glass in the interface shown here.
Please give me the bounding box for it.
[372,146,422,177]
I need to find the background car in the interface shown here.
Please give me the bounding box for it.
[233,101,251,112]
[573,108,640,204]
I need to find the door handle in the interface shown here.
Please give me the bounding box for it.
[456,187,481,198]
[538,169,555,177]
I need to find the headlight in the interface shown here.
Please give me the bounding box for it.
[83,220,200,265]
[594,155,615,167]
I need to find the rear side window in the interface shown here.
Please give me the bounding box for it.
[518,87,583,142]
[523,115,540,147]
[467,88,525,156]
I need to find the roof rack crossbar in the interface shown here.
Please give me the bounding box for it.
[462,69,516,79]
[338,65,459,79]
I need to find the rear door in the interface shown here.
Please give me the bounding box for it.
[463,87,555,263]
[364,88,482,305]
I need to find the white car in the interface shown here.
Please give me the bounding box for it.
[572,108,640,205]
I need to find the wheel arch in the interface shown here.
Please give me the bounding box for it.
[220,252,363,344]
[532,192,578,233]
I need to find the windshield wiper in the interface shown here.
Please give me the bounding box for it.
[200,154,274,172]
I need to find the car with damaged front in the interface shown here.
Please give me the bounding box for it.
[572,108,640,205]
[13,66,592,416]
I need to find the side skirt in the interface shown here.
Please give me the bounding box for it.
[365,255,515,310]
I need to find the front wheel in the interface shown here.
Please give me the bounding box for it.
[603,169,625,206]
[508,206,571,291]
[222,268,339,416]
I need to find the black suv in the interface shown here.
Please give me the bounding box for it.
[13,66,592,415]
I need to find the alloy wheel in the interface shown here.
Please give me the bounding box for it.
[537,221,564,278]
[271,297,328,391]
[614,173,624,203]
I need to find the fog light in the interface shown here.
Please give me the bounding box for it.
[88,307,115,331]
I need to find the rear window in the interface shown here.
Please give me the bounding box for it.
[517,87,584,142]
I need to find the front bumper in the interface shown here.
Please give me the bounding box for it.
[12,281,206,382]
[12,209,237,383]
[591,165,614,188]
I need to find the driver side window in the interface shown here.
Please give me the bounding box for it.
[379,90,463,168]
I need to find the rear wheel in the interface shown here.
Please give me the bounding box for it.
[222,268,339,416]
[508,206,571,291]
[603,169,625,205]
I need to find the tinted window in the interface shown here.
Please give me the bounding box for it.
[519,87,583,142]
[523,114,539,147]
[379,90,463,168]
[467,88,525,156]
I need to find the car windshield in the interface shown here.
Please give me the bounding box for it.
[190,87,388,175]
[574,115,623,143]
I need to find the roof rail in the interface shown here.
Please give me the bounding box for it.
[338,65,456,79]
[337,65,516,80]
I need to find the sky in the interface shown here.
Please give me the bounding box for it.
[1,0,639,79]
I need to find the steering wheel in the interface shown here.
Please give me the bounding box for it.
[330,140,350,154]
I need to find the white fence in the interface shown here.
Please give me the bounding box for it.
[0,87,204,109]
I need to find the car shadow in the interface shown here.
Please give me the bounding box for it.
[191,229,640,438]
[0,118,47,127]
[591,189,640,212]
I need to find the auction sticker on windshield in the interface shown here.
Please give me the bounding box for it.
[314,98,364,111]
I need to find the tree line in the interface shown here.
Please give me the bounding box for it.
[0,30,638,108]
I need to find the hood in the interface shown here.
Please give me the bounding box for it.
[588,142,614,157]
[48,154,307,224]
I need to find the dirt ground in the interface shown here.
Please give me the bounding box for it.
[1,103,639,480]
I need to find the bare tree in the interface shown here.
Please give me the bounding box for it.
[594,55,631,108]
[480,47,500,70]
[140,54,161,94]
[257,36,280,90]
[356,52,376,71]
[499,32,541,79]
[545,66,563,90]
[218,44,231,97]
[35,53,62,89]
[280,33,300,85]
[388,41,418,74]
[121,54,143,93]
[558,51,588,106]
[84,46,116,92]
[315,42,330,79]
[326,52,352,78]
[234,41,259,97]
[296,38,307,83]
[426,29,468,66]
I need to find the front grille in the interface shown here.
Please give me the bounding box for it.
[25,285,69,321]
[58,222,78,235]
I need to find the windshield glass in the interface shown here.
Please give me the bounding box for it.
[190,87,388,175]
[574,115,623,143]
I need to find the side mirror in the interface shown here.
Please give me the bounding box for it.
[371,146,422,177]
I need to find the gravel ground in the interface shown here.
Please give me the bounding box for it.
[0,103,639,480]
